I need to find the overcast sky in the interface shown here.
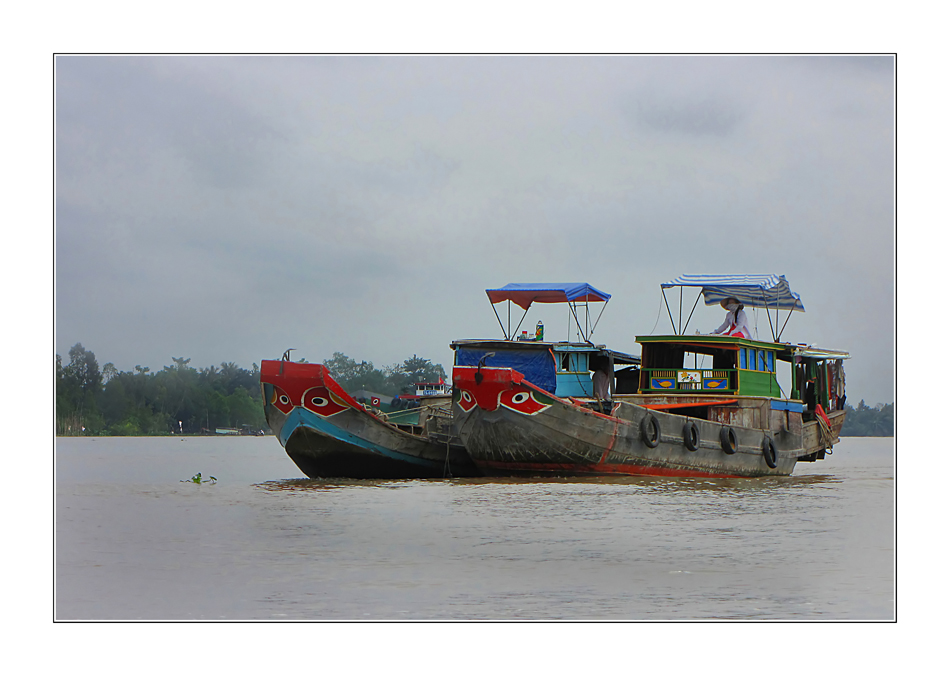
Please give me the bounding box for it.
[54,55,894,404]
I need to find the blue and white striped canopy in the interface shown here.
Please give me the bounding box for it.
[661,274,805,312]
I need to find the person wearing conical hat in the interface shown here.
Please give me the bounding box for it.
[711,297,751,338]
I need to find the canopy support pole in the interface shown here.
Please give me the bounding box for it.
[679,287,683,334]
[491,301,508,339]
[511,303,532,339]
[682,290,702,334]
[568,301,589,343]
[777,306,794,342]
[589,300,609,339]
[764,295,776,342]
[662,289,677,334]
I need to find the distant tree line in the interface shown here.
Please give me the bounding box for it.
[322,352,447,397]
[56,343,268,436]
[56,343,889,437]
[55,345,449,436]
[839,400,894,437]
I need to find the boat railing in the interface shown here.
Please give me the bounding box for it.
[641,368,737,393]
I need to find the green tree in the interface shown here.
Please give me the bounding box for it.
[840,400,895,437]
[386,354,447,394]
[56,344,104,434]
[325,352,390,393]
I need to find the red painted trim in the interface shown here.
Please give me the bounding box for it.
[641,399,739,410]
[260,359,367,415]
[478,460,745,479]
[598,418,620,464]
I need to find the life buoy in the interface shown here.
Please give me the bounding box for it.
[720,426,737,454]
[640,413,661,448]
[762,436,778,468]
[683,420,699,452]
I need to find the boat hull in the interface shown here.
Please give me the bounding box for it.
[453,366,843,478]
[261,360,479,479]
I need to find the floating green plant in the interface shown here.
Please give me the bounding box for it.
[182,473,217,484]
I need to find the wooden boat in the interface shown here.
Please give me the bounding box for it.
[451,277,848,478]
[260,358,479,479]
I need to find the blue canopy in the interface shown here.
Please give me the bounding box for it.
[661,274,805,312]
[486,283,611,310]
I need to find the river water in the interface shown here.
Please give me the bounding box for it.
[55,435,893,621]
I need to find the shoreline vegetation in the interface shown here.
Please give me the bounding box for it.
[55,343,892,438]
[55,345,448,437]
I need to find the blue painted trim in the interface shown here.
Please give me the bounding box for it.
[279,407,442,469]
[770,400,804,412]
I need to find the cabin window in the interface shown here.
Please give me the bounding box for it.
[739,348,748,370]
[758,350,767,372]
[767,352,775,372]
[558,352,588,372]
[683,352,710,370]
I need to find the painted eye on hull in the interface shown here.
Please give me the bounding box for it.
[301,387,349,417]
[457,389,477,412]
[500,388,552,415]
[271,386,296,414]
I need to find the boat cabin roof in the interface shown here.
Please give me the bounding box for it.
[661,274,805,312]
[635,334,849,362]
[451,339,640,365]
[486,282,610,310]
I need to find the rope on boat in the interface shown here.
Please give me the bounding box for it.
[379,401,453,423]
[817,413,835,454]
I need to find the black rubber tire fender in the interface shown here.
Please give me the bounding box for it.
[683,420,700,452]
[762,436,778,469]
[720,426,738,454]
[640,413,661,448]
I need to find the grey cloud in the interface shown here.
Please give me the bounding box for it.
[633,94,743,136]
[54,55,894,405]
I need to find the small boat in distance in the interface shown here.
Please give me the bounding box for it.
[452,276,848,478]
[260,358,479,479]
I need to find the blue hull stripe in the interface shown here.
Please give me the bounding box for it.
[279,407,440,469]
[770,400,804,412]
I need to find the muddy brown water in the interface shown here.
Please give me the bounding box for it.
[55,435,893,620]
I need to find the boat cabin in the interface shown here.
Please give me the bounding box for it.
[632,334,847,421]
[415,382,450,396]
[621,275,849,424]
[451,339,639,398]
[451,282,639,398]
[635,334,782,398]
